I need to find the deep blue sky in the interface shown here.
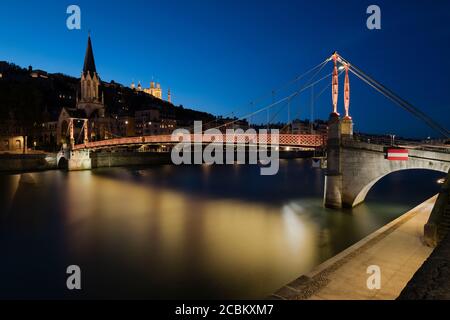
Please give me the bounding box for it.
[0,0,449,138]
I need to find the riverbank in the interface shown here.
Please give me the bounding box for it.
[0,149,321,173]
[271,195,437,300]
[0,153,57,172]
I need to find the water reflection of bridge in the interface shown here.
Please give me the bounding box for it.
[60,52,450,236]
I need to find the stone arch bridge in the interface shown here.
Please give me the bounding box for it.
[324,114,450,208]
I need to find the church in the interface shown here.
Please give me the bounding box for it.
[131,80,171,103]
[57,35,112,147]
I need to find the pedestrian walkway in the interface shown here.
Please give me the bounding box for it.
[271,195,437,300]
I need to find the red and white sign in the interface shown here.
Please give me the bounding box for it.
[386,148,409,161]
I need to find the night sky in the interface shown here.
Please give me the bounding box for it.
[0,0,449,138]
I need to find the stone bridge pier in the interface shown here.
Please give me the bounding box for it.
[57,149,92,171]
[324,113,450,208]
[68,150,92,171]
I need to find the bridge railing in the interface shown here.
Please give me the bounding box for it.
[350,134,450,153]
[73,133,327,150]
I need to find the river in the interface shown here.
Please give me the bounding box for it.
[0,159,444,299]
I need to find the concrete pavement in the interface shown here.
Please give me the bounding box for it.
[272,195,437,300]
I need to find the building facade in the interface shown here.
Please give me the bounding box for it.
[143,81,162,99]
[0,136,25,153]
[131,80,172,102]
[57,35,113,147]
[135,108,176,136]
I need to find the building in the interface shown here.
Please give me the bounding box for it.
[135,108,176,136]
[291,120,311,134]
[77,35,105,117]
[57,35,112,147]
[30,69,49,79]
[116,116,135,137]
[38,121,58,147]
[143,81,162,99]
[205,118,249,132]
[0,136,25,153]
[131,80,171,102]
[313,120,328,135]
[290,119,328,135]
[160,118,177,134]
[135,109,160,136]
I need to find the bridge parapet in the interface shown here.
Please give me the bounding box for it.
[341,138,385,152]
[341,138,450,162]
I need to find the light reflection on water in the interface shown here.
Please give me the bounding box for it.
[0,160,444,299]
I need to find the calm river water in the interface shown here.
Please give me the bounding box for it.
[0,159,444,299]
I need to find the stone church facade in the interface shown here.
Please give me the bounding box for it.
[57,35,112,147]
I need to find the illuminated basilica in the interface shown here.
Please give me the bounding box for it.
[131,80,171,103]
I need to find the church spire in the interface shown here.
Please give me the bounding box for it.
[83,34,97,75]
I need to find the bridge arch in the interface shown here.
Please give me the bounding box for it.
[57,157,68,169]
[350,167,447,208]
[56,149,70,170]
[340,144,450,207]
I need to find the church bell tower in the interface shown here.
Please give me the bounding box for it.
[78,34,105,117]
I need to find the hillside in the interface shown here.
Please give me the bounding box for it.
[0,61,215,132]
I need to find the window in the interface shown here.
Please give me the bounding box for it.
[15,140,21,149]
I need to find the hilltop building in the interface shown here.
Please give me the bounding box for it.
[144,81,162,99]
[131,80,172,102]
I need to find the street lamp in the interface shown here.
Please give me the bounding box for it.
[390,134,396,146]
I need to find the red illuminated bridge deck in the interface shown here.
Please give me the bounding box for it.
[73,134,327,151]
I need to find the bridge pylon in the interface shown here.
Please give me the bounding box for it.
[57,118,92,171]
[324,112,354,208]
[323,52,450,209]
[324,53,354,208]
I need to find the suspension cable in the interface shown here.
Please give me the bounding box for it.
[177,58,331,132]
[338,55,449,138]
[279,70,342,133]
[206,71,334,132]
